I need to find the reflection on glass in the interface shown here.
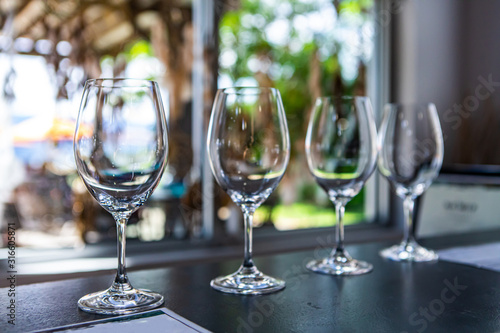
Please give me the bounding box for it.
[74,79,167,314]
[378,103,444,262]
[305,96,377,275]
[207,87,290,294]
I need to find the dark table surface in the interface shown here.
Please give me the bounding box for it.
[2,234,500,333]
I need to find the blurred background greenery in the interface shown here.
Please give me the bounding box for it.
[0,0,375,249]
[217,0,374,230]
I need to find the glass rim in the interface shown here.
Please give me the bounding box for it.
[85,78,158,88]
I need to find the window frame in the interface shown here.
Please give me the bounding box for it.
[198,0,398,242]
[1,1,404,285]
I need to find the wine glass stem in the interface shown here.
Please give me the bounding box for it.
[243,211,255,268]
[335,201,346,253]
[403,196,416,245]
[114,218,130,286]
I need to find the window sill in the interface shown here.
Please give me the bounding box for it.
[1,223,401,286]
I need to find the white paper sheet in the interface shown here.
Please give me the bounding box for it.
[438,242,500,272]
[37,308,212,333]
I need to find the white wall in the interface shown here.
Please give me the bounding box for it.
[392,0,500,168]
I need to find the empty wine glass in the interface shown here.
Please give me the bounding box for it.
[378,103,444,262]
[207,87,290,294]
[305,96,377,275]
[74,79,168,314]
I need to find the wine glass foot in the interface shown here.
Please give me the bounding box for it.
[210,265,285,295]
[78,286,164,315]
[306,251,373,276]
[380,240,439,262]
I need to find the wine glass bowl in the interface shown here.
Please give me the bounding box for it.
[207,87,289,294]
[378,103,444,262]
[74,79,168,314]
[305,96,377,275]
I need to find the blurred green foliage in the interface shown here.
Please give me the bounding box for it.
[219,0,374,227]
[125,40,154,60]
[254,202,365,230]
[219,0,373,158]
